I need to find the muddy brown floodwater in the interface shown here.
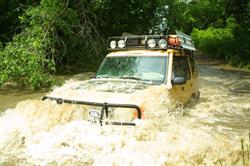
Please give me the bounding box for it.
[0,87,47,112]
[0,63,249,166]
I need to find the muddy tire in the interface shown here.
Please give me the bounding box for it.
[190,92,200,104]
[195,91,200,100]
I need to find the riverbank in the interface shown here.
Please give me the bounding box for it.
[0,72,95,112]
[196,54,250,74]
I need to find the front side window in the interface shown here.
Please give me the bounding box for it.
[97,56,168,84]
[172,56,190,80]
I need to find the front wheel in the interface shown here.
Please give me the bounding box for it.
[189,91,200,104]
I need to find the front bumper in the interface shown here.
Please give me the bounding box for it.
[42,96,142,126]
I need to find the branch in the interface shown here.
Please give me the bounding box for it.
[57,0,69,17]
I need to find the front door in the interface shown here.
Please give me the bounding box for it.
[170,55,192,104]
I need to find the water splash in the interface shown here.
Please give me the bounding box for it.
[0,65,250,166]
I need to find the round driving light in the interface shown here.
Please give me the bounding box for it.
[158,39,167,48]
[110,40,116,49]
[118,40,125,48]
[147,39,156,48]
[141,39,146,45]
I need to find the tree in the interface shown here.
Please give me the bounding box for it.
[0,0,104,88]
[91,0,161,36]
[0,0,38,43]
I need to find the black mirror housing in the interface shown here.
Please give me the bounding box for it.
[172,77,186,85]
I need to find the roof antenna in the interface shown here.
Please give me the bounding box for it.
[161,18,169,35]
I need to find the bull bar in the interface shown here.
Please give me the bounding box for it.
[42,96,142,126]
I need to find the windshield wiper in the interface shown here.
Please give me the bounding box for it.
[119,76,142,81]
[97,75,147,82]
[120,76,158,85]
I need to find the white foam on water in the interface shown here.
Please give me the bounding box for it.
[0,67,250,166]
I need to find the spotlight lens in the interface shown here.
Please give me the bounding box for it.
[158,39,167,48]
[110,41,116,49]
[147,39,156,48]
[118,40,125,48]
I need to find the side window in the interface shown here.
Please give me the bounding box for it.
[172,56,191,80]
[189,54,195,73]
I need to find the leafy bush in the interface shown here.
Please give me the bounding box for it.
[192,16,250,69]
[0,0,104,88]
[192,17,236,58]
[192,27,233,59]
[0,26,55,88]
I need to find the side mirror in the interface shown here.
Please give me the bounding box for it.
[172,77,186,85]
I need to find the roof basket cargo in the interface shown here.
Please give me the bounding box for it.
[175,30,196,51]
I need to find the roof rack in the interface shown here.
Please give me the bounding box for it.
[175,31,196,51]
[107,31,196,51]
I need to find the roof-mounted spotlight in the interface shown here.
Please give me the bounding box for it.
[158,39,167,49]
[110,40,117,49]
[147,39,156,48]
[118,40,125,48]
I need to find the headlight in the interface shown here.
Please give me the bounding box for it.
[158,39,167,48]
[118,40,125,48]
[147,39,156,48]
[110,40,116,49]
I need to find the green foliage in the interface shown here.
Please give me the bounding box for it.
[0,0,38,43]
[153,0,249,69]
[0,0,60,88]
[0,0,165,88]
[91,0,161,36]
[0,24,54,88]
[0,0,21,43]
[0,0,104,88]
[188,0,226,30]
[191,17,235,58]
[190,0,250,69]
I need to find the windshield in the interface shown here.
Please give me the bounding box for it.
[96,56,168,84]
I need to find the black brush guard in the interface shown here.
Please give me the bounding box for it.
[42,96,142,126]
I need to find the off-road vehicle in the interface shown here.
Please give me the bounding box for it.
[43,31,199,126]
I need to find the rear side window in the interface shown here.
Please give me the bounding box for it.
[172,56,190,80]
[189,55,195,73]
